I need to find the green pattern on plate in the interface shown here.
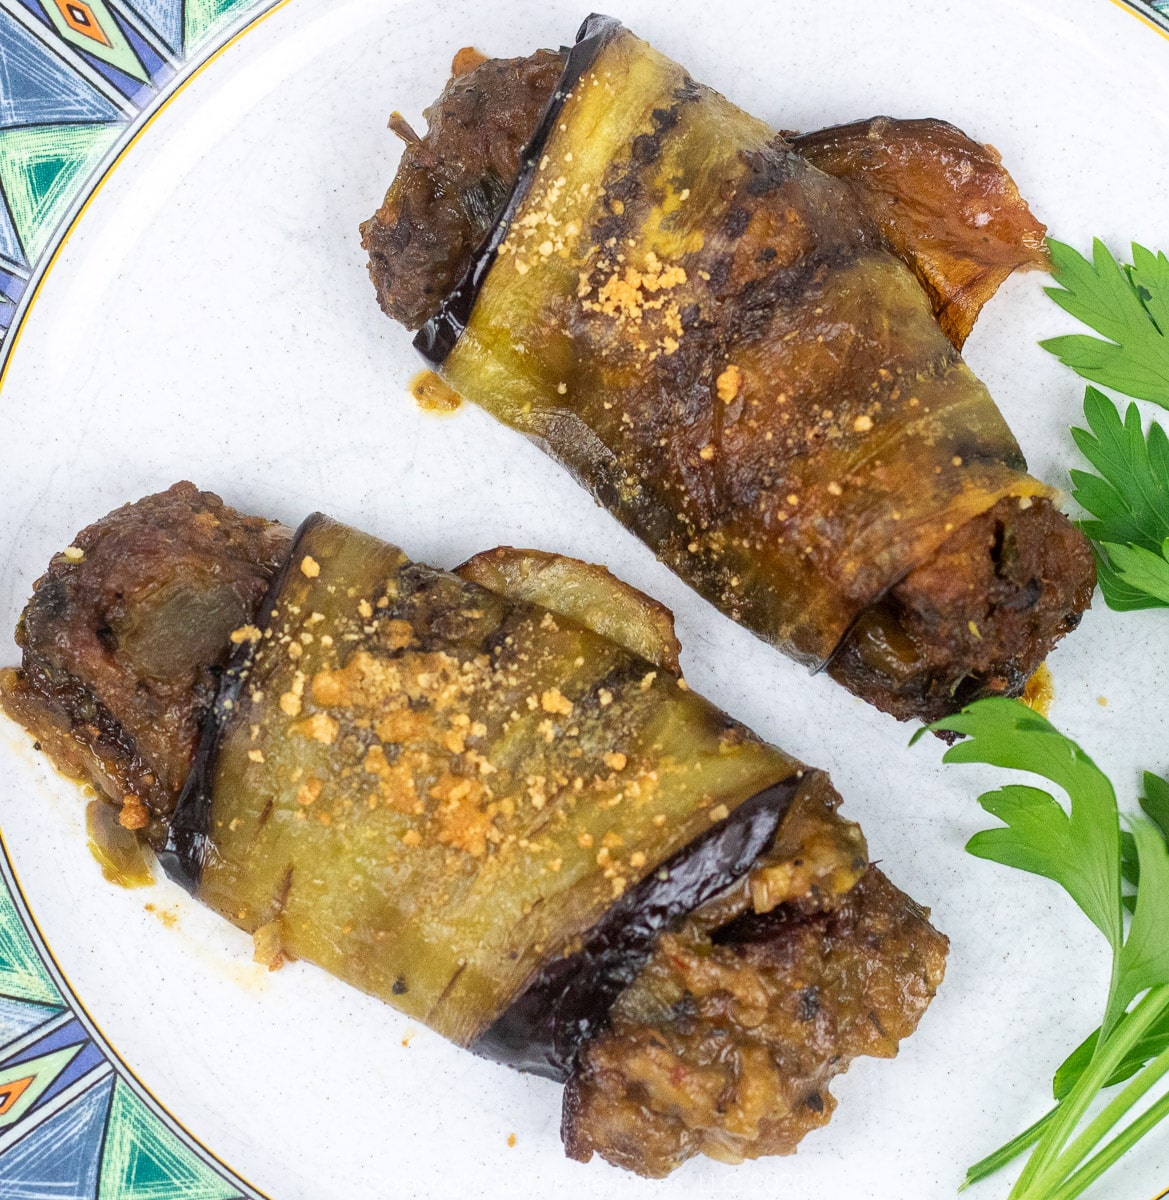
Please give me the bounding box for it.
[38,0,152,85]
[0,3,1165,1198]
[0,868,62,1008]
[0,122,124,262]
[185,0,262,53]
[99,1079,244,1200]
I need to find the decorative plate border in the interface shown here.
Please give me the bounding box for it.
[0,833,267,1198]
[0,1,1166,1197]
[0,0,288,378]
[0,4,283,1194]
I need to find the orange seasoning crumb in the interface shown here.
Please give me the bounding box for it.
[507,1133,517,1148]
[716,364,742,402]
[451,46,487,76]
[603,751,627,772]
[296,778,322,807]
[293,712,339,745]
[540,688,573,716]
[300,555,320,579]
[118,796,149,831]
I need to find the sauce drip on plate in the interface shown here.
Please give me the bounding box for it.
[410,371,462,414]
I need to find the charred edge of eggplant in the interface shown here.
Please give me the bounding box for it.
[157,513,328,893]
[472,771,804,1080]
[413,12,623,366]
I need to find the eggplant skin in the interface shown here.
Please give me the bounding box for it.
[472,775,801,1080]
[362,18,1092,724]
[2,487,949,1177]
[414,14,621,362]
[456,546,682,673]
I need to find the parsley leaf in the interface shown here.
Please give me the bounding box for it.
[925,698,1121,948]
[1112,820,1169,1018]
[1100,541,1169,605]
[1140,770,1169,842]
[1053,1006,1169,1102]
[1069,386,1169,611]
[1062,773,1169,1089]
[1040,239,1169,408]
[922,702,1169,1200]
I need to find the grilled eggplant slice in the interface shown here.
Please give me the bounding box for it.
[362,15,1094,724]
[793,117,1049,350]
[2,486,946,1176]
[162,512,810,1053]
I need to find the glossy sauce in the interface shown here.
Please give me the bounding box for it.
[86,799,154,888]
[1021,661,1054,718]
[409,370,463,414]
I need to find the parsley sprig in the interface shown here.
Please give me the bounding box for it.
[914,699,1169,1200]
[1070,387,1169,610]
[1042,240,1169,611]
[1041,239,1169,408]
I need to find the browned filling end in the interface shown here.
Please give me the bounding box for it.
[0,482,289,841]
[360,48,566,331]
[828,495,1096,724]
[564,866,946,1176]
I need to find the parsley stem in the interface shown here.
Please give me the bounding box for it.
[1011,988,1169,1197]
[1042,997,1169,1189]
[1044,1085,1169,1200]
[960,1109,1054,1190]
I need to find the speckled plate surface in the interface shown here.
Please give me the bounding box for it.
[0,1,1168,1197]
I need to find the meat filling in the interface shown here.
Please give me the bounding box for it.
[0,483,289,840]
[361,47,566,330]
[361,48,1094,725]
[1,485,946,1176]
[828,495,1096,723]
[564,867,946,1177]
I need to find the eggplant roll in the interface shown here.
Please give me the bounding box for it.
[361,15,1095,724]
[0,484,947,1177]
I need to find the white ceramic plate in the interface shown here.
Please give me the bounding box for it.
[1,1,1168,1197]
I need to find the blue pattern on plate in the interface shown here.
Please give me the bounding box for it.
[0,1073,114,1200]
[0,7,122,127]
[0,996,60,1050]
[117,0,183,56]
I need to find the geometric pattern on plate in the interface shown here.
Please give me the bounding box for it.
[0,0,280,356]
[38,0,152,86]
[0,844,265,1198]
